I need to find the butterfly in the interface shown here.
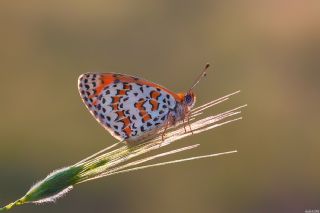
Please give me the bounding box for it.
[78,64,209,144]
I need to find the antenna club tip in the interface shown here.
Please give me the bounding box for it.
[205,63,210,69]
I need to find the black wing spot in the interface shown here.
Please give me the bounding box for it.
[114,125,118,129]
[97,104,102,110]
[85,84,90,90]
[146,122,152,127]
[140,87,144,93]
[163,105,168,109]
[102,108,106,113]
[153,117,159,122]
[132,123,137,129]
[161,115,166,121]
[134,92,138,96]
[132,115,137,120]
[141,126,145,131]
[106,116,111,121]
[159,110,164,114]
[166,94,170,99]
[102,98,106,104]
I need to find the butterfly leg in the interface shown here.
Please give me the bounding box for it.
[161,119,170,141]
[161,113,175,141]
[182,118,187,133]
[187,113,193,135]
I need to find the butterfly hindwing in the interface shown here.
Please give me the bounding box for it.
[78,73,177,142]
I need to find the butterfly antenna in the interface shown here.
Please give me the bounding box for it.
[189,63,210,92]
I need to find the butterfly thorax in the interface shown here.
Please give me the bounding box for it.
[168,102,186,125]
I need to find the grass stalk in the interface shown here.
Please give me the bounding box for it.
[0,91,245,211]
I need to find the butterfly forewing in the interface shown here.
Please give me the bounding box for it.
[78,73,177,142]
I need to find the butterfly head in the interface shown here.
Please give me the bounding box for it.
[183,91,196,109]
[175,91,196,121]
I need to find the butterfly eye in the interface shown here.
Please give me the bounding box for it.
[184,94,193,105]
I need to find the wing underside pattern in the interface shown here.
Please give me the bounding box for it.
[78,73,177,142]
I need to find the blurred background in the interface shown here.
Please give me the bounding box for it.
[0,1,319,212]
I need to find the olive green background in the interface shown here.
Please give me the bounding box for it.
[0,1,319,213]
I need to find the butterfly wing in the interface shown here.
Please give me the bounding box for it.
[78,73,180,142]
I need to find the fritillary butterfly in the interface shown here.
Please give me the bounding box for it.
[78,64,209,143]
